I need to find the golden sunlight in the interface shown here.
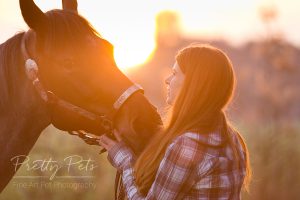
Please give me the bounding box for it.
[78,0,160,72]
[113,39,155,72]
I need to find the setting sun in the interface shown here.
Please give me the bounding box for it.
[109,34,156,72]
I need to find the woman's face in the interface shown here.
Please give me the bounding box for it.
[165,62,185,105]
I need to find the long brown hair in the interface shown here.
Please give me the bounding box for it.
[133,44,251,195]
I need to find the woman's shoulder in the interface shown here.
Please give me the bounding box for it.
[162,132,221,177]
[166,131,223,160]
[168,132,202,153]
[172,130,226,149]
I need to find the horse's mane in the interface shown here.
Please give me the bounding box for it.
[42,10,101,54]
[0,32,25,112]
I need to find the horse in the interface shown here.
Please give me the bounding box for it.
[0,0,162,195]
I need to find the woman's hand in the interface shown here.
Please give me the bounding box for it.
[98,130,122,151]
[99,130,135,170]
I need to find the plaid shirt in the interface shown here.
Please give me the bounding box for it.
[107,128,246,200]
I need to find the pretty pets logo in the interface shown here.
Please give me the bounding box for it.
[10,155,98,180]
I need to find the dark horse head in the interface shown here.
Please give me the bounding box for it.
[0,0,162,192]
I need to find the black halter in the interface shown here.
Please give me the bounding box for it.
[21,32,143,153]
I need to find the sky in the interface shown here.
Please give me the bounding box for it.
[0,0,299,70]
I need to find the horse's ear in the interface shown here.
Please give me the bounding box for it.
[19,0,48,33]
[62,0,78,13]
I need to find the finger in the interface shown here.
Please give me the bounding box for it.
[100,135,117,147]
[100,135,111,144]
[99,148,107,154]
[113,130,122,142]
[98,140,108,149]
[98,136,109,149]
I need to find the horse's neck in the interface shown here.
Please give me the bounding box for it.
[1,109,48,158]
[0,78,50,193]
[0,98,50,151]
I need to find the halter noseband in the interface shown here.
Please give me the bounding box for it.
[21,32,143,152]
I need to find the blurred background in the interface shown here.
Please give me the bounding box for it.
[1,0,300,199]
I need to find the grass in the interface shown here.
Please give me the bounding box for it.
[241,122,300,200]
[1,123,300,199]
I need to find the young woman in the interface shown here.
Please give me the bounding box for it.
[99,44,251,199]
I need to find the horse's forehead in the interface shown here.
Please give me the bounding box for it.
[29,28,107,53]
[59,35,100,52]
[25,30,111,61]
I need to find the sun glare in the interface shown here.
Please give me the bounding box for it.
[113,40,155,72]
